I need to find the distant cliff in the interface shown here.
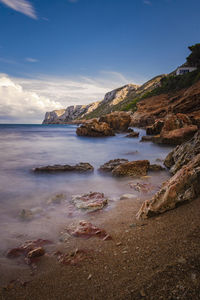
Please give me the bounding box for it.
[42,76,165,124]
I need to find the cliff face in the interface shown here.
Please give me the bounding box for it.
[42,76,166,124]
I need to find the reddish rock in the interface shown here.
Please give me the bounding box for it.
[76,119,115,137]
[55,249,87,266]
[27,247,45,259]
[112,160,150,177]
[99,158,129,172]
[99,111,131,132]
[68,220,112,240]
[137,153,200,218]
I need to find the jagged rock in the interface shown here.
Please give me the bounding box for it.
[33,162,94,173]
[99,111,131,132]
[27,247,45,259]
[146,120,164,135]
[76,119,115,137]
[112,160,150,177]
[140,136,154,142]
[164,130,200,174]
[137,153,200,219]
[149,164,165,171]
[72,192,108,211]
[99,158,129,172]
[125,131,139,138]
[152,114,198,145]
[67,220,111,240]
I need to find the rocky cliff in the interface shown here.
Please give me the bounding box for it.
[42,75,167,124]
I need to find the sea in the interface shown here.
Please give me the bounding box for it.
[0,124,173,257]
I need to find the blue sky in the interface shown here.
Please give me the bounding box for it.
[0,0,199,123]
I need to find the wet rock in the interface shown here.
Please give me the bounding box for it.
[27,247,45,259]
[120,194,137,200]
[72,192,108,211]
[47,193,66,205]
[7,239,52,263]
[126,128,134,133]
[99,111,131,132]
[125,131,139,138]
[67,220,112,240]
[152,114,198,145]
[99,158,128,172]
[140,136,153,142]
[76,119,115,137]
[137,153,200,218]
[112,160,150,177]
[149,164,165,171]
[19,207,43,221]
[164,130,200,174]
[146,120,164,135]
[129,182,154,193]
[33,162,94,173]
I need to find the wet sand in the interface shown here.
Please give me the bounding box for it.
[1,193,200,300]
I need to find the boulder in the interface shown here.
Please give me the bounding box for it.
[99,111,131,132]
[76,119,115,137]
[152,114,198,145]
[112,160,150,177]
[99,158,129,172]
[125,131,139,138]
[146,120,164,135]
[153,125,198,145]
[27,247,45,259]
[137,153,200,219]
[164,130,200,174]
[72,192,108,211]
[33,162,94,173]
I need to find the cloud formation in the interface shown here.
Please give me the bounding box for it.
[0,71,143,123]
[0,74,62,123]
[0,0,37,19]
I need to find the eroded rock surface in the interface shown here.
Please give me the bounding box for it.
[164,130,200,174]
[137,153,200,219]
[76,119,115,137]
[33,162,94,173]
[99,111,131,132]
[112,160,150,177]
[72,192,108,211]
[99,158,129,172]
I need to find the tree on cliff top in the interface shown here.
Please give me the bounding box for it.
[186,43,200,68]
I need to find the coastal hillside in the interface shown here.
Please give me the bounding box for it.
[42,75,165,124]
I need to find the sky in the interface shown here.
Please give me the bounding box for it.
[0,0,200,123]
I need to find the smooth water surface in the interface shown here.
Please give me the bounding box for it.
[0,124,173,254]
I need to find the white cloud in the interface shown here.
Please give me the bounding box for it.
[0,71,144,123]
[0,0,37,19]
[25,57,39,63]
[0,74,62,123]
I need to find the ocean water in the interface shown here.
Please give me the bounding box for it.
[0,124,173,255]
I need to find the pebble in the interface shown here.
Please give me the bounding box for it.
[87,274,92,280]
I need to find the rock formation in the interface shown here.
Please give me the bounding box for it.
[76,119,115,137]
[99,159,129,172]
[33,162,94,173]
[112,160,150,177]
[99,111,131,132]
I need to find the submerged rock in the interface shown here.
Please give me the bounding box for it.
[164,130,200,174]
[149,164,165,171]
[120,194,137,200]
[137,153,200,219]
[140,136,154,142]
[47,193,66,205]
[67,220,112,240]
[112,160,150,177]
[19,207,43,221]
[27,247,45,259]
[125,131,139,138]
[99,158,129,172]
[33,162,94,173]
[72,192,108,211]
[76,119,115,137]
